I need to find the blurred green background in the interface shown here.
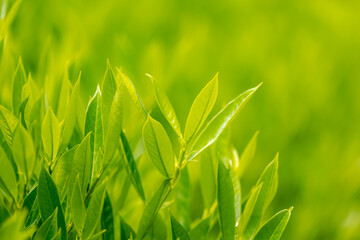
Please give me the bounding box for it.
[1,0,360,239]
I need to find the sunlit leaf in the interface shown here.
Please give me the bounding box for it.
[184,73,218,142]
[142,116,175,178]
[0,211,35,240]
[253,208,292,240]
[175,166,190,229]
[0,147,17,200]
[235,131,259,178]
[186,84,261,161]
[12,57,27,116]
[147,74,182,140]
[42,107,60,162]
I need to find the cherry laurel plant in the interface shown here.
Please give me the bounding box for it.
[0,59,292,240]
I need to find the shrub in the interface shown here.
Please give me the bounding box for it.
[0,59,292,240]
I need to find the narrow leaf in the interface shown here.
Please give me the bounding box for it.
[217,160,235,240]
[189,216,211,240]
[186,84,261,160]
[12,57,27,116]
[147,74,182,139]
[71,175,86,234]
[137,179,171,240]
[0,147,17,200]
[82,183,106,240]
[175,166,190,229]
[253,208,292,240]
[236,131,259,178]
[101,193,114,240]
[171,214,190,240]
[184,73,218,142]
[142,116,174,178]
[120,131,145,200]
[33,209,58,240]
[120,218,136,240]
[37,167,67,240]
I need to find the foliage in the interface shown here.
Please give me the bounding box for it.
[0,50,292,239]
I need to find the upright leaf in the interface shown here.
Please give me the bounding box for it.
[189,216,212,240]
[42,107,60,162]
[33,209,58,240]
[217,160,235,240]
[147,74,182,139]
[12,124,35,181]
[71,175,86,234]
[67,133,92,197]
[101,60,117,139]
[200,150,216,209]
[184,73,218,142]
[175,166,190,229]
[143,215,167,240]
[84,86,103,180]
[171,214,190,240]
[137,179,171,240]
[101,193,114,240]
[12,57,27,116]
[242,156,278,240]
[186,84,261,160]
[103,84,123,164]
[0,147,17,199]
[120,218,136,240]
[235,131,259,178]
[253,208,292,240]
[120,131,145,200]
[82,183,106,240]
[142,116,174,178]
[61,75,80,148]
[37,167,67,240]
[0,105,18,147]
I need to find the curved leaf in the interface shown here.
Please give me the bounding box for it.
[33,209,58,240]
[71,175,86,234]
[101,193,114,240]
[0,105,18,147]
[217,160,235,240]
[147,74,182,139]
[253,208,292,240]
[184,73,218,142]
[142,116,174,178]
[0,147,17,200]
[186,83,261,161]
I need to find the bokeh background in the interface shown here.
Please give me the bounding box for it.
[1,0,360,239]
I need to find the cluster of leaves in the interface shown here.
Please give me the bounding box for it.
[0,57,292,240]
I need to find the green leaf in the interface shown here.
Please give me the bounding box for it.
[101,60,117,139]
[0,147,17,200]
[33,208,58,240]
[103,84,123,164]
[175,166,190,230]
[137,179,171,240]
[120,218,136,240]
[37,167,67,240]
[235,131,259,178]
[0,201,10,226]
[147,74,182,140]
[42,107,60,162]
[200,150,216,210]
[189,216,211,240]
[61,74,80,148]
[101,193,114,240]
[120,131,145,200]
[67,133,92,197]
[184,73,218,142]
[12,57,27,116]
[82,183,106,240]
[230,168,241,226]
[0,105,18,147]
[186,84,262,160]
[237,184,262,238]
[217,160,235,240]
[143,215,167,240]
[22,186,38,228]
[71,175,86,234]
[253,208,292,240]
[12,124,35,181]
[52,146,77,198]
[142,116,175,178]
[242,155,279,239]
[84,86,103,180]
[171,214,190,240]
